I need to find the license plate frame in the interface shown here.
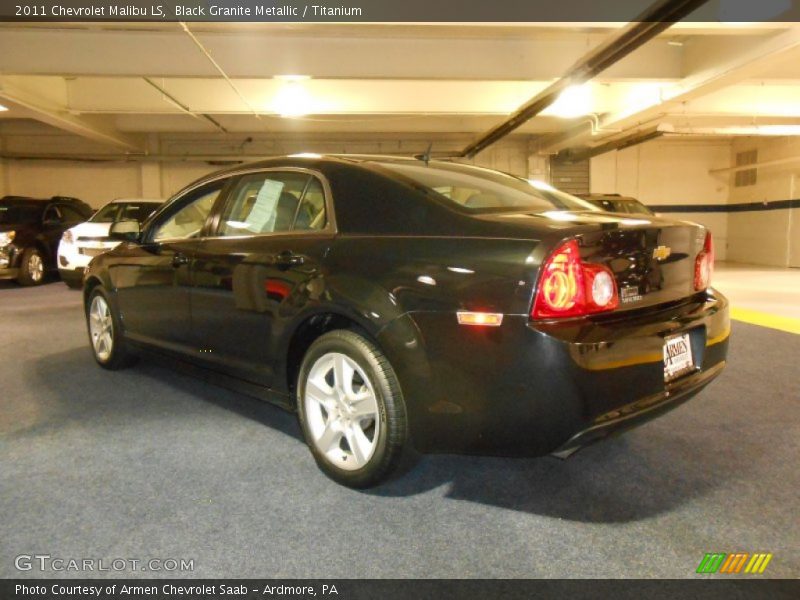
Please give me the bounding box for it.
[663,332,695,382]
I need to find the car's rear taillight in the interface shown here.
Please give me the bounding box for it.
[694,231,714,291]
[531,239,619,320]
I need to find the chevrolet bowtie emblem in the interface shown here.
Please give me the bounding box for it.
[653,245,672,261]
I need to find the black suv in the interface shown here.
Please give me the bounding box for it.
[0,196,93,285]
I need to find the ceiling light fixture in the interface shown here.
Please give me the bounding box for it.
[669,125,800,137]
[272,75,313,118]
[0,104,8,112]
[546,84,593,119]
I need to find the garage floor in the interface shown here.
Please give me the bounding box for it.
[1,278,798,579]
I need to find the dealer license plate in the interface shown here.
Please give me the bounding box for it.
[663,332,695,382]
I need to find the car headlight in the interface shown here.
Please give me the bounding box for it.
[61,230,74,245]
[0,231,15,247]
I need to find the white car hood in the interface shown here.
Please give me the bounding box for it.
[69,221,112,239]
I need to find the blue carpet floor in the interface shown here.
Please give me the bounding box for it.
[1,281,798,578]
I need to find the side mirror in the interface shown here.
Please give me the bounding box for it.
[109,219,141,242]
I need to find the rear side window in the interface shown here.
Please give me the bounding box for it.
[376,161,600,214]
[217,172,326,236]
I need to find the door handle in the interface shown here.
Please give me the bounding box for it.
[274,250,304,269]
[172,252,189,268]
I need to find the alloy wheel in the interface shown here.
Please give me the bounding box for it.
[28,252,44,282]
[303,352,380,471]
[89,295,114,362]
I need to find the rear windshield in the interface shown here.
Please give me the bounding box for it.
[0,202,43,224]
[90,202,161,223]
[375,161,601,213]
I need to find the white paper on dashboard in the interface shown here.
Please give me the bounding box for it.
[246,180,284,232]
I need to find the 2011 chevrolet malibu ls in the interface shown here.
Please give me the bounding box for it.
[83,155,729,487]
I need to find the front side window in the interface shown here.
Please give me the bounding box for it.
[217,172,326,237]
[90,203,120,223]
[58,204,87,224]
[152,183,223,242]
[43,205,63,223]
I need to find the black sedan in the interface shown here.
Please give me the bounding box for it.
[83,155,729,487]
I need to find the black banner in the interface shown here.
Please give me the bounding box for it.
[4,580,800,600]
[2,0,800,23]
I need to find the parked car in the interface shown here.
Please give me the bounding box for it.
[578,193,654,215]
[58,198,163,288]
[0,195,93,285]
[83,156,729,487]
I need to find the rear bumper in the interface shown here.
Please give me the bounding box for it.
[552,359,725,457]
[378,289,729,455]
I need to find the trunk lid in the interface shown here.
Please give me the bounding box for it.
[475,210,707,311]
[579,218,706,311]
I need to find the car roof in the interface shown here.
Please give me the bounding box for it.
[108,198,163,204]
[179,154,453,192]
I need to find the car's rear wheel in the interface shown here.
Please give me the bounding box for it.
[17,247,46,286]
[86,287,136,370]
[297,330,410,488]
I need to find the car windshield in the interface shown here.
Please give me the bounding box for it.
[375,161,601,213]
[0,201,43,224]
[90,202,160,223]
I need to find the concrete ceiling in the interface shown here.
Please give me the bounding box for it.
[1,22,799,159]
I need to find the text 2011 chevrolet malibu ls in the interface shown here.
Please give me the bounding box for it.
[83,155,729,487]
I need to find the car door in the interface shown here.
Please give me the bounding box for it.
[190,169,335,387]
[40,203,66,263]
[110,179,229,354]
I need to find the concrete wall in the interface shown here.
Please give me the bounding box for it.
[726,137,799,267]
[591,139,731,260]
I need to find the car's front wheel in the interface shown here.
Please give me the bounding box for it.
[86,287,136,370]
[17,247,46,286]
[297,330,410,488]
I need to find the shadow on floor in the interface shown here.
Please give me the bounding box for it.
[26,344,745,524]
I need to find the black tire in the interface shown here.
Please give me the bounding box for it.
[85,286,137,370]
[16,247,46,286]
[297,329,411,488]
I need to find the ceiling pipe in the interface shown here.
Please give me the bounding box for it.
[459,0,711,159]
[142,77,228,134]
[554,128,664,163]
[179,21,261,120]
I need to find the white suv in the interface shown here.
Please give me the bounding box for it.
[58,198,163,288]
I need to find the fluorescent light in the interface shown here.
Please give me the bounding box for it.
[274,75,311,82]
[0,104,7,112]
[547,84,593,119]
[670,125,800,137]
[272,78,313,118]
